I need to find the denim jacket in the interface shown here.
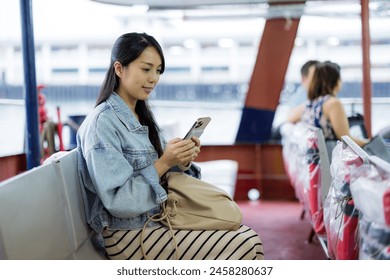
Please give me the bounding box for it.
[76,93,200,251]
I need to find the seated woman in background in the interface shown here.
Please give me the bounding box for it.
[287,60,369,147]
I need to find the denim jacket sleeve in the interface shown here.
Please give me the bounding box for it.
[169,163,202,179]
[84,145,166,219]
[79,105,167,219]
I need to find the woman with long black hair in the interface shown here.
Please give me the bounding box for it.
[76,32,264,260]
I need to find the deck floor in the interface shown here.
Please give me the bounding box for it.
[238,200,328,260]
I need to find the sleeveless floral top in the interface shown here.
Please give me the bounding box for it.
[301,94,337,140]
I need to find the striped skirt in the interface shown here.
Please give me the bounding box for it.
[103,224,264,260]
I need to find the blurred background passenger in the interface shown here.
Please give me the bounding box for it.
[271,60,319,140]
[287,61,369,147]
[287,60,320,110]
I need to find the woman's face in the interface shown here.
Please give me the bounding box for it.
[115,46,162,109]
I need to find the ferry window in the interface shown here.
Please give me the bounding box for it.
[52,68,79,74]
[51,45,78,52]
[88,44,111,51]
[201,66,229,72]
[165,67,191,73]
[88,68,107,74]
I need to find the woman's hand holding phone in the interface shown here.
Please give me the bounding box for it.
[155,118,209,176]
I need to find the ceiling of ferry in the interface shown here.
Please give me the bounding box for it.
[91,0,390,18]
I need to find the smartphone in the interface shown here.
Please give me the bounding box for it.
[183,117,211,140]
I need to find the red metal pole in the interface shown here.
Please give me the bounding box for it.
[236,18,300,143]
[361,0,372,138]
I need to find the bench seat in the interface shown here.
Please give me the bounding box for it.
[0,149,105,259]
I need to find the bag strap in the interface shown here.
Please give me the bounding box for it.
[140,203,179,260]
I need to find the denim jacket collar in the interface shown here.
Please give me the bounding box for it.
[106,92,141,131]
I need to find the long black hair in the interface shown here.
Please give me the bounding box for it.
[96,32,165,157]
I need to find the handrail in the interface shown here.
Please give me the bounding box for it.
[341,135,390,174]
[368,156,390,174]
[341,135,369,163]
[315,126,331,204]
